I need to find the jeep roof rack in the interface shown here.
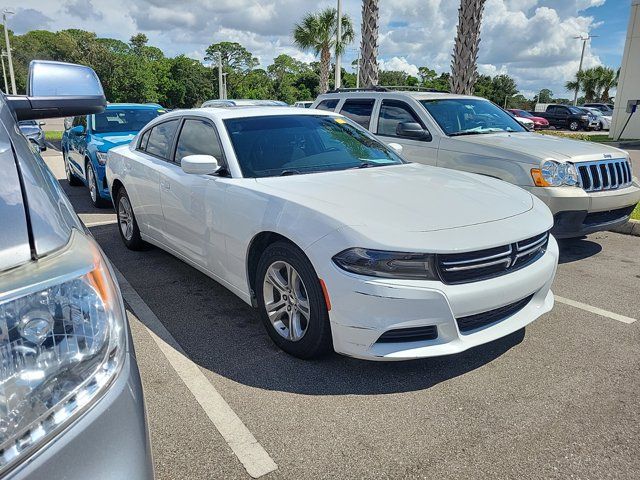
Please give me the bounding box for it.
[325,86,448,94]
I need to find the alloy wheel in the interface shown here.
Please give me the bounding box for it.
[118,195,134,241]
[88,166,97,202]
[262,260,311,342]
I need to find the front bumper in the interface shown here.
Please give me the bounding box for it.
[6,352,154,480]
[524,183,640,238]
[320,236,558,361]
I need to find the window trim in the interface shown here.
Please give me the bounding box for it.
[136,118,180,162]
[376,99,426,137]
[171,115,228,170]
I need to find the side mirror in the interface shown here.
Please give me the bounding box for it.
[396,122,432,141]
[181,155,221,175]
[388,142,403,154]
[38,121,46,126]
[7,60,106,121]
[69,125,85,136]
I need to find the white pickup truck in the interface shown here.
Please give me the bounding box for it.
[313,89,640,238]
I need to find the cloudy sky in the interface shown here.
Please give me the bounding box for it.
[5,0,631,98]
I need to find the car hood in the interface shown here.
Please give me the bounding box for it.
[255,163,534,232]
[93,132,138,151]
[452,132,628,163]
[19,126,41,136]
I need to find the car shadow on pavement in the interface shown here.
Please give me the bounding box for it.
[89,224,526,396]
[557,237,603,264]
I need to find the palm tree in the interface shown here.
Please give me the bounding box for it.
[596,66,618,103]
[565,66,616,103]
[293,8,354,94]
[450,0,487,94]
[360,0,379,88]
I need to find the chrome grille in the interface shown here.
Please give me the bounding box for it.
[576,159,633,192]
[436,232,549,284]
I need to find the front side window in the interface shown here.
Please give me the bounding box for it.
[91,108,160,134]
[339,99,374,128]
[224,114,404,178]
[72,115,87,128]
[315,99,339,111]
[175,119,225,163]
[421,98,526,136]
[377,101,423,137]
[145,120,179,159]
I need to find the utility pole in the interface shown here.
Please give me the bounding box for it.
[1,50,8,93]
[335,0,342,89]
[2,9,15,94]
[217,52,224,100]
[572,34,598,106]
[222,72,228,100]
[356,54,360,88]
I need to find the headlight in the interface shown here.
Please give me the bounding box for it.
[96,152,108,165]
[530,160,578,187]
[333,248,438,280]
[0,232,125,472]
[581,115,588,120]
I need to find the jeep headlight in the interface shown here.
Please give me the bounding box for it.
[531,160,578,187]
[0,232,125,472]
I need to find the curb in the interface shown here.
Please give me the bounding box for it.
[610,219,640,237]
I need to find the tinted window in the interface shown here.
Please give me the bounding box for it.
[315,99,339,111]
[224,114,404,178]
[175,119,225,163]
[92,108,160,134]
[138,129,151,151]
[377,101,422,136]
[421,98,526,136]
[145,120,179,159]
[339,100,374,128]
[72,115,87,128]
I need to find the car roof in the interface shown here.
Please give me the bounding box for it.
[203,99,287,107]
[317,90,480,101]
[155,106,339,122]
[105,103,163,110]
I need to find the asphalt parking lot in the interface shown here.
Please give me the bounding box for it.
[42,148,639,480]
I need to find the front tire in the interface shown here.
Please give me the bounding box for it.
[594,122,602,131]
[86,162,110,208]
[569,120,580,131]
[116,187,146,250]
[64,150,83,186]
[256,241,332,359]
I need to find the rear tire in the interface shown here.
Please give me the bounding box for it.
[64,150,83,186]
[116,187,146,251]
[256,241,332,359]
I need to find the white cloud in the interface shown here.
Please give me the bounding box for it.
[379,57,420,77]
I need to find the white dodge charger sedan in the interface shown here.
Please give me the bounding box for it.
[106,107,558,361]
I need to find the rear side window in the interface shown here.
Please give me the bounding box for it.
[138,129,151,151]
[377,101,422,137]
[315,99,339,111]
[339,99,375,129]
[144,120,179,159]
[175,119,225,163]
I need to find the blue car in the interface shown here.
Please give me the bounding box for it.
[62,103,165,207]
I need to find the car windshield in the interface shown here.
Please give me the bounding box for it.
[587,108,603,117]
[224,114,405,178]
[568,106,586,115]
[18,120,38,126]
[513,110,533,118]
[420,99,526,136]
[91,108,160,134]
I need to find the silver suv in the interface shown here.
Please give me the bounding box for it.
[313,88,640,238]
[1,62,152,479]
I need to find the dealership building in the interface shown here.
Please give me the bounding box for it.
[611,0,640,139]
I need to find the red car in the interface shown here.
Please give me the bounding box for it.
[508,109,549,130]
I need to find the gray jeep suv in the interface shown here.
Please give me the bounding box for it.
[1,61,153,479]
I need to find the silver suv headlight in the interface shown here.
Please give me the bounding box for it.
[531,160,578,187]
[0,231,126,473]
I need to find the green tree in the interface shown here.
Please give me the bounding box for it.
[293,8,354,93]
[204,41,258,72]
[450,0,487,94]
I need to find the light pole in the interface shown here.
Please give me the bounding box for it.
[221,72,228,100]
[2,9,16,94]
[216,52,224,99]
[572,34,598,106]
[1,50,8,93]
[334,0,342,89]
[355,54,360,88]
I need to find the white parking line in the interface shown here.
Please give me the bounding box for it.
[84,219,117,227]
[556,295,637,324]
[113,268,278,479]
